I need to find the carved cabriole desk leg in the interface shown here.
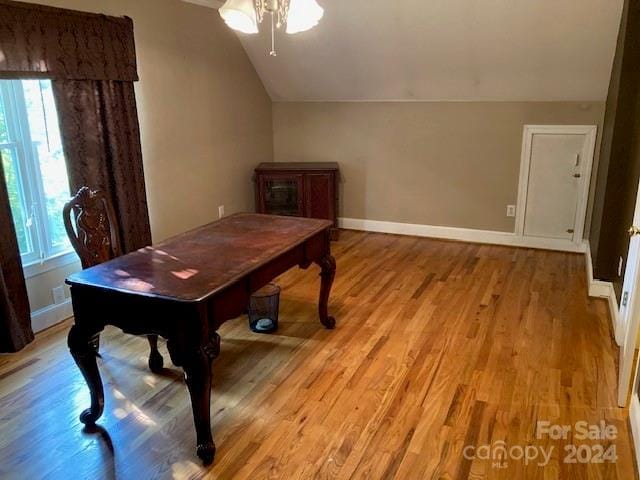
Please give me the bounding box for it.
[169,318,221,466]
[68,290,105,425]
[317,253,336,329]
[184,332,220,465]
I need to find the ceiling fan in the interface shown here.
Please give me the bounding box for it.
[219,0,324,56]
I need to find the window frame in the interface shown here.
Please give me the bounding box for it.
[0,79,77,274]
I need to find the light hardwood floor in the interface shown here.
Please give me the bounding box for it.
[0,230,636,479]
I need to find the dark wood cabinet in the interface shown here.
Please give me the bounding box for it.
[255,162,339,240]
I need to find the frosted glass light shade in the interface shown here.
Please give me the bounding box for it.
[286,0,324,34]
[219,0,259,34]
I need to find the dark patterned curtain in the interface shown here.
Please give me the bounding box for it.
[0,0,150,352]
[52,80,151,253]
[0,153,33,352]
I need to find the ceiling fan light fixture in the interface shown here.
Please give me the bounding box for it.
[285,0,324,34]
[219,0,324,54]
[219,0,259,34]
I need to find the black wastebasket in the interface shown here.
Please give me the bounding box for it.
[248,283,280,334]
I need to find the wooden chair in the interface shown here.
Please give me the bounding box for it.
[63,187,164,373]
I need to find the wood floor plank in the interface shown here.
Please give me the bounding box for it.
[0,230,636,479]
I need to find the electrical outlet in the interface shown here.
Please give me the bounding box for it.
[52,286,65,305]
[218,205,225,219]
[619,256,624,277]
[506,205,516,217]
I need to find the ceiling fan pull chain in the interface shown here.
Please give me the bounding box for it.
[270,11,277,57]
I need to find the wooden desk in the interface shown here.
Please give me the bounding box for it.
[66,213,336,464]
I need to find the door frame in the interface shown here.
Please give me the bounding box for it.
[515,125,598,247]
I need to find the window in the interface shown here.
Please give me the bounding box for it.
[0,79,74,267]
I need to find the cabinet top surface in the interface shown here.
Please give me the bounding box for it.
[256,162,339,172]
[66,213,331,303]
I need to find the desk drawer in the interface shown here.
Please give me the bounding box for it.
[250,245,304,292]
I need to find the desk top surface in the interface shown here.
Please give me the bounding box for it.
[66,213,331,302]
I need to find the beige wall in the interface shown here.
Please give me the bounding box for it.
[18,0,273,318]
[273,102,604,232]
[25,260,80,312]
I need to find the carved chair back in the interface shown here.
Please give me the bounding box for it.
[63,187,122,269]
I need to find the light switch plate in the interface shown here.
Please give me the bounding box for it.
[506,205,516,217]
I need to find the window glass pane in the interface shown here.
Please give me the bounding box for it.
[22,80,71,254]
[0,100,8,143]
[1,147,32,255]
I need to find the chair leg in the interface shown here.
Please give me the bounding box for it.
[147,335,164,373]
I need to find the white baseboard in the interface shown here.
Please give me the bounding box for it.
[589,280,612,298]
[584,242,621,345]
[338,218,587,253]
[31,299,73,333]
[605,284,622,346]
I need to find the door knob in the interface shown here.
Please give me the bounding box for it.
[573,173,581,178]
[629,226,640,237]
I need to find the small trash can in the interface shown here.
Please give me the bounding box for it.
[248,283,280,334]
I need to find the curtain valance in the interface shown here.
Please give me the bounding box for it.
[0,0,138,81]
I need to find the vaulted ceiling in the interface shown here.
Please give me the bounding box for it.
[186,0,624,102]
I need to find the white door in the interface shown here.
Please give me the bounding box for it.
[625,194,640,469]
[516,125,597,246]
[617,175,640,407]
[523,134,586,240]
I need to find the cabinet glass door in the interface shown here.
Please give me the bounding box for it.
[262,175,303,216]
